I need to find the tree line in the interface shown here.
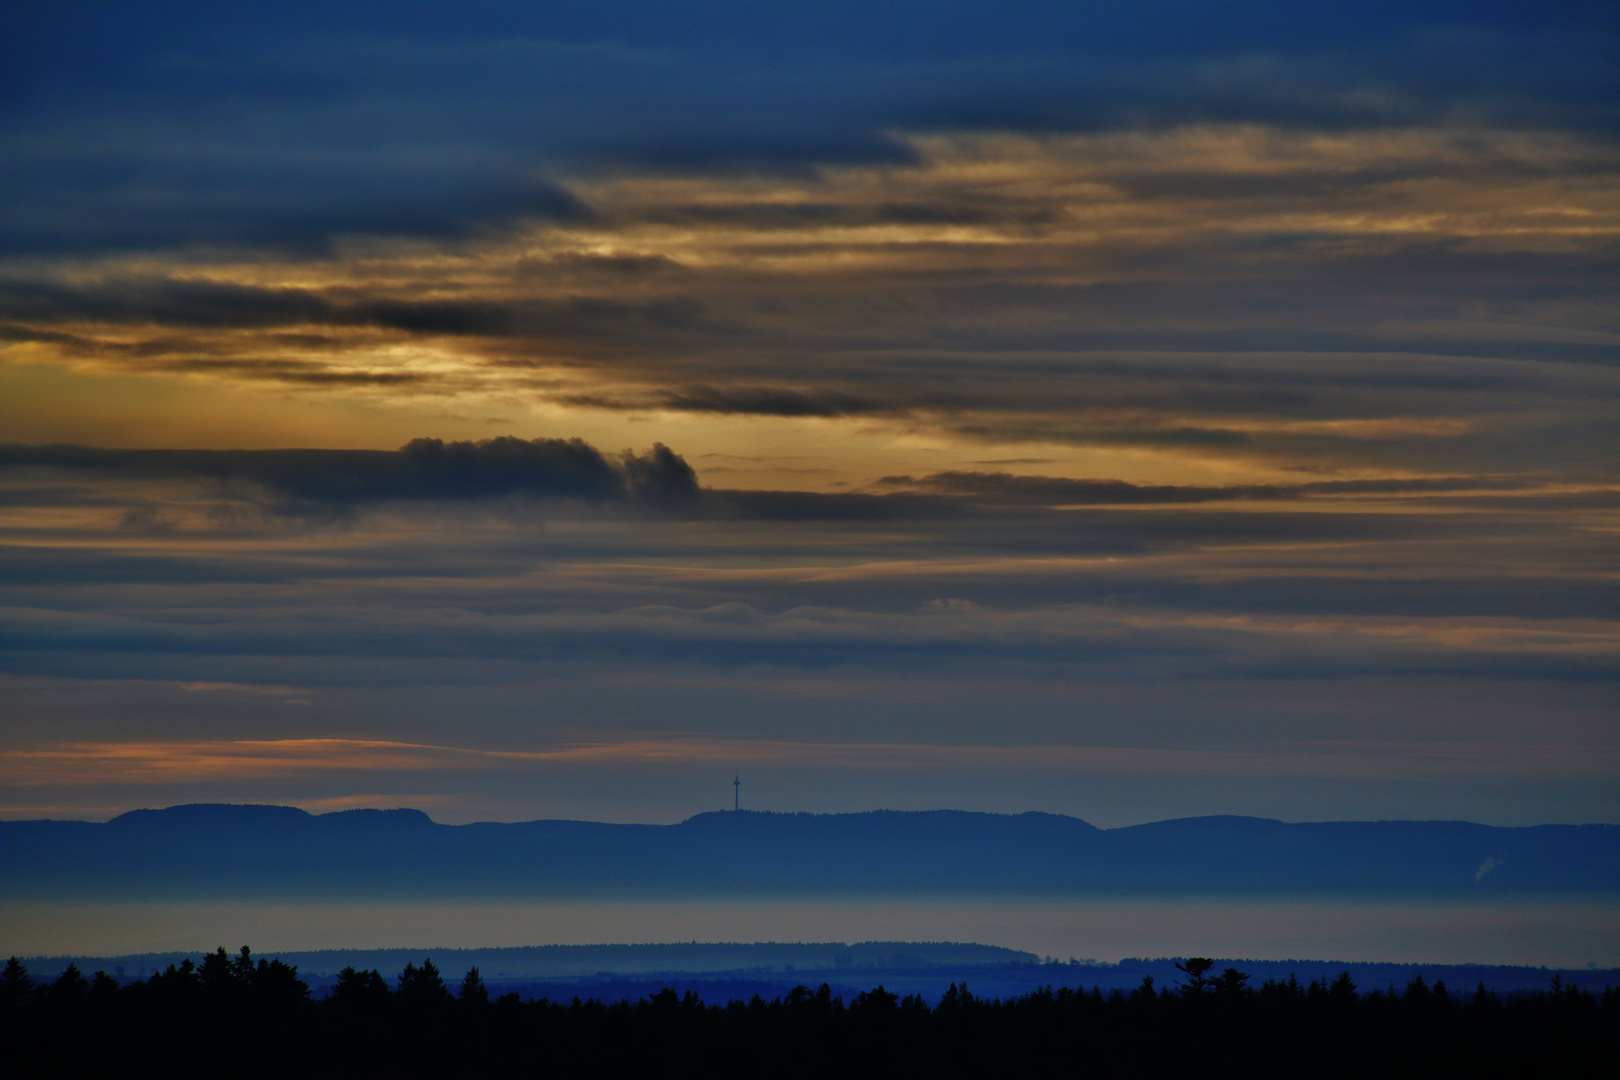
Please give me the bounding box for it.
[3,950,1611,1077]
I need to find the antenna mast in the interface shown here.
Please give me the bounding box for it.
[733,774,740,812]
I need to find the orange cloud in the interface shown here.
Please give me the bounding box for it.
[5,736,1612,788]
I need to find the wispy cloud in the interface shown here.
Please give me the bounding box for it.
[7,737,1615,797]
[178,682,306,696]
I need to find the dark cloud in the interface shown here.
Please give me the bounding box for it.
[0,437,700,511]
[0,278,704,343]
[4,499,1605,625]
[519,252,689,279]
[4,3,1616,257]
[948,426,1256,451]
[0,440,1579,538]
[3,577,1613,687]
[153,359,431,387]
[0,278,333,329]
[658,385,891,418]
[883,471,1527,505]
[718,491,961,523]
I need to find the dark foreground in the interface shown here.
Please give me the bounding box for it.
[4,951,1612,1078]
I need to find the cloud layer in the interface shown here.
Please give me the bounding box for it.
[0,438,700,512]
[5,123,1616,478]
[0,3,1614,825]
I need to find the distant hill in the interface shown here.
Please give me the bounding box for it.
[15,946,1616,1001]
[1,806,1614,898]
[17,941,1037,982]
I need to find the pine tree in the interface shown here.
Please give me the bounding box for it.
[1,957,34,1008]
[458,966,489,1007]
[1175,958,1217,995]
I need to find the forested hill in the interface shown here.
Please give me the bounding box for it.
[2,806,1615,899]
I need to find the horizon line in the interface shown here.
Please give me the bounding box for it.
[9,801,1618,830]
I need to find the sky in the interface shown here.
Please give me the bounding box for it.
[1,1,1616,827]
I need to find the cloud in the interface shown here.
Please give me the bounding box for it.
[9,436,1567,529]
[6,3,1611,257]
[5,121,1616,477]
[0,5,1615,826]
[6,736,1613,790]
[0,280,701,341]
[658,385,891,418]
[153,359,432,387]
[4,581,1613,688]
[178,682,307,696]
[878,471,1524,505]
[0,437,700,512]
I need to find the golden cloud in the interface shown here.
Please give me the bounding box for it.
[5,124,1614,474]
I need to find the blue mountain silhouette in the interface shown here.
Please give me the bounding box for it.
[2,805,1613,898]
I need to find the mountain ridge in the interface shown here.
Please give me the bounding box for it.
[3,804,1614,899]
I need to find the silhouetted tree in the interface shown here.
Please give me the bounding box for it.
[48,964,90,1007]
[1,957,33,1007]
[331,966,389,1006]
[850,985,898,1016]
[3,945,1613,1078]
[199,946,240,997]
[458,967,489,1007]
[89,971,118,999]
[1175,957,1216,995]
[397,959,450,1005]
